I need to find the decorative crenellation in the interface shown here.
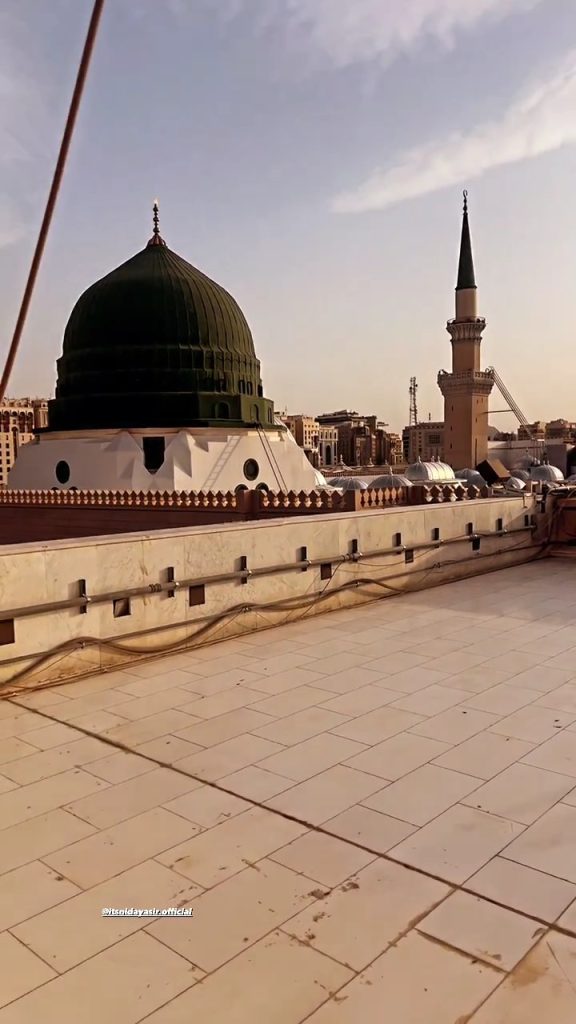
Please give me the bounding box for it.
[0,489,242,509]
[0,483,497,514]
[409,483,491,504]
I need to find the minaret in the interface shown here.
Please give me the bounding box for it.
[438,191,493,469]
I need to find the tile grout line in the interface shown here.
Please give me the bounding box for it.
[3,925,62,976]
[1,564,574,1014]
[293,903,518,1024]
[4,693,576,949]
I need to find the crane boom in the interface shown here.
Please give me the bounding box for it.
[486,366,533,437]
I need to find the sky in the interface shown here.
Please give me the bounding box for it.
[1,0,575,433]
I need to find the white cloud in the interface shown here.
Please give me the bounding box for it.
[333,51,576,212]
[202,0,543,68]
[0,7,51,248]
[0,3,70,249]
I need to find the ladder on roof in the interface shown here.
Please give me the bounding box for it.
[201,434,243,492]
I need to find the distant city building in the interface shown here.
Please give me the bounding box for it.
[281,415,318,450]
[544,419,576,442]
[0,398,49,486]
[280,415,320,467]
[386,433,403,464]
[317,411,400,467]
[438,193,493,469]
[493,419,576,474]
[402,421,444,463]
[518,421,546,441]
[318,425,338,467]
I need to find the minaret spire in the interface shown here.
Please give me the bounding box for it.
[437,188,493,469]
[147,199,166,247]
[456,189,476,291]
[454,189,478,320]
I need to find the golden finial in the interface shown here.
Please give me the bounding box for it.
[148,198,166,247]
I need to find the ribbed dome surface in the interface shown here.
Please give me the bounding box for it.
[49,240,274,431]
[529,463,564,482]
[369,474,412,488]
[329,477,368,491]
[455,468,486,486]
[405,459,456,482]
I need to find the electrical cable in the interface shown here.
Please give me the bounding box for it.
[540,486,576,543]
[0,534,542,698]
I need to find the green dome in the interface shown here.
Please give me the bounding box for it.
[48,229,274,431]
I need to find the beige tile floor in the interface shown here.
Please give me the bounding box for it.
[1,559,576,1021]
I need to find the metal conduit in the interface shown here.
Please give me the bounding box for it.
[0,525,534,622]
[0,535,542,681]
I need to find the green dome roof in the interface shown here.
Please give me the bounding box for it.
[48,225,274,431]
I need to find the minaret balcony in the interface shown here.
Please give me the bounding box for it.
[437,369,494,397]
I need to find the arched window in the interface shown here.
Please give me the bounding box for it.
[143,436,165,474]
[246,381,253,396]
[267,409,273,423]
[252,405,260,422]
[325,444,332,466]
[215,402,230,419]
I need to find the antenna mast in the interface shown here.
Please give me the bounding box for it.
[409,377,418,427]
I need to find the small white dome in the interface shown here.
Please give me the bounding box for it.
[368,474,412,488]
[456,469,486,486]
[529,463,564,482]
[405,458,456,482]
[329,477,368,491]
[506,477,526,491]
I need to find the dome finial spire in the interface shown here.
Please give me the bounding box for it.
[148,198,166,247]
[463,188,468,214]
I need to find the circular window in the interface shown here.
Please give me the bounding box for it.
[55,460,70,484]
[243,459,259,482]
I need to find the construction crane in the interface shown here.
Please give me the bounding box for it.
[409,377,418,427]
[487,368,531,434]
[486,367,541,461]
